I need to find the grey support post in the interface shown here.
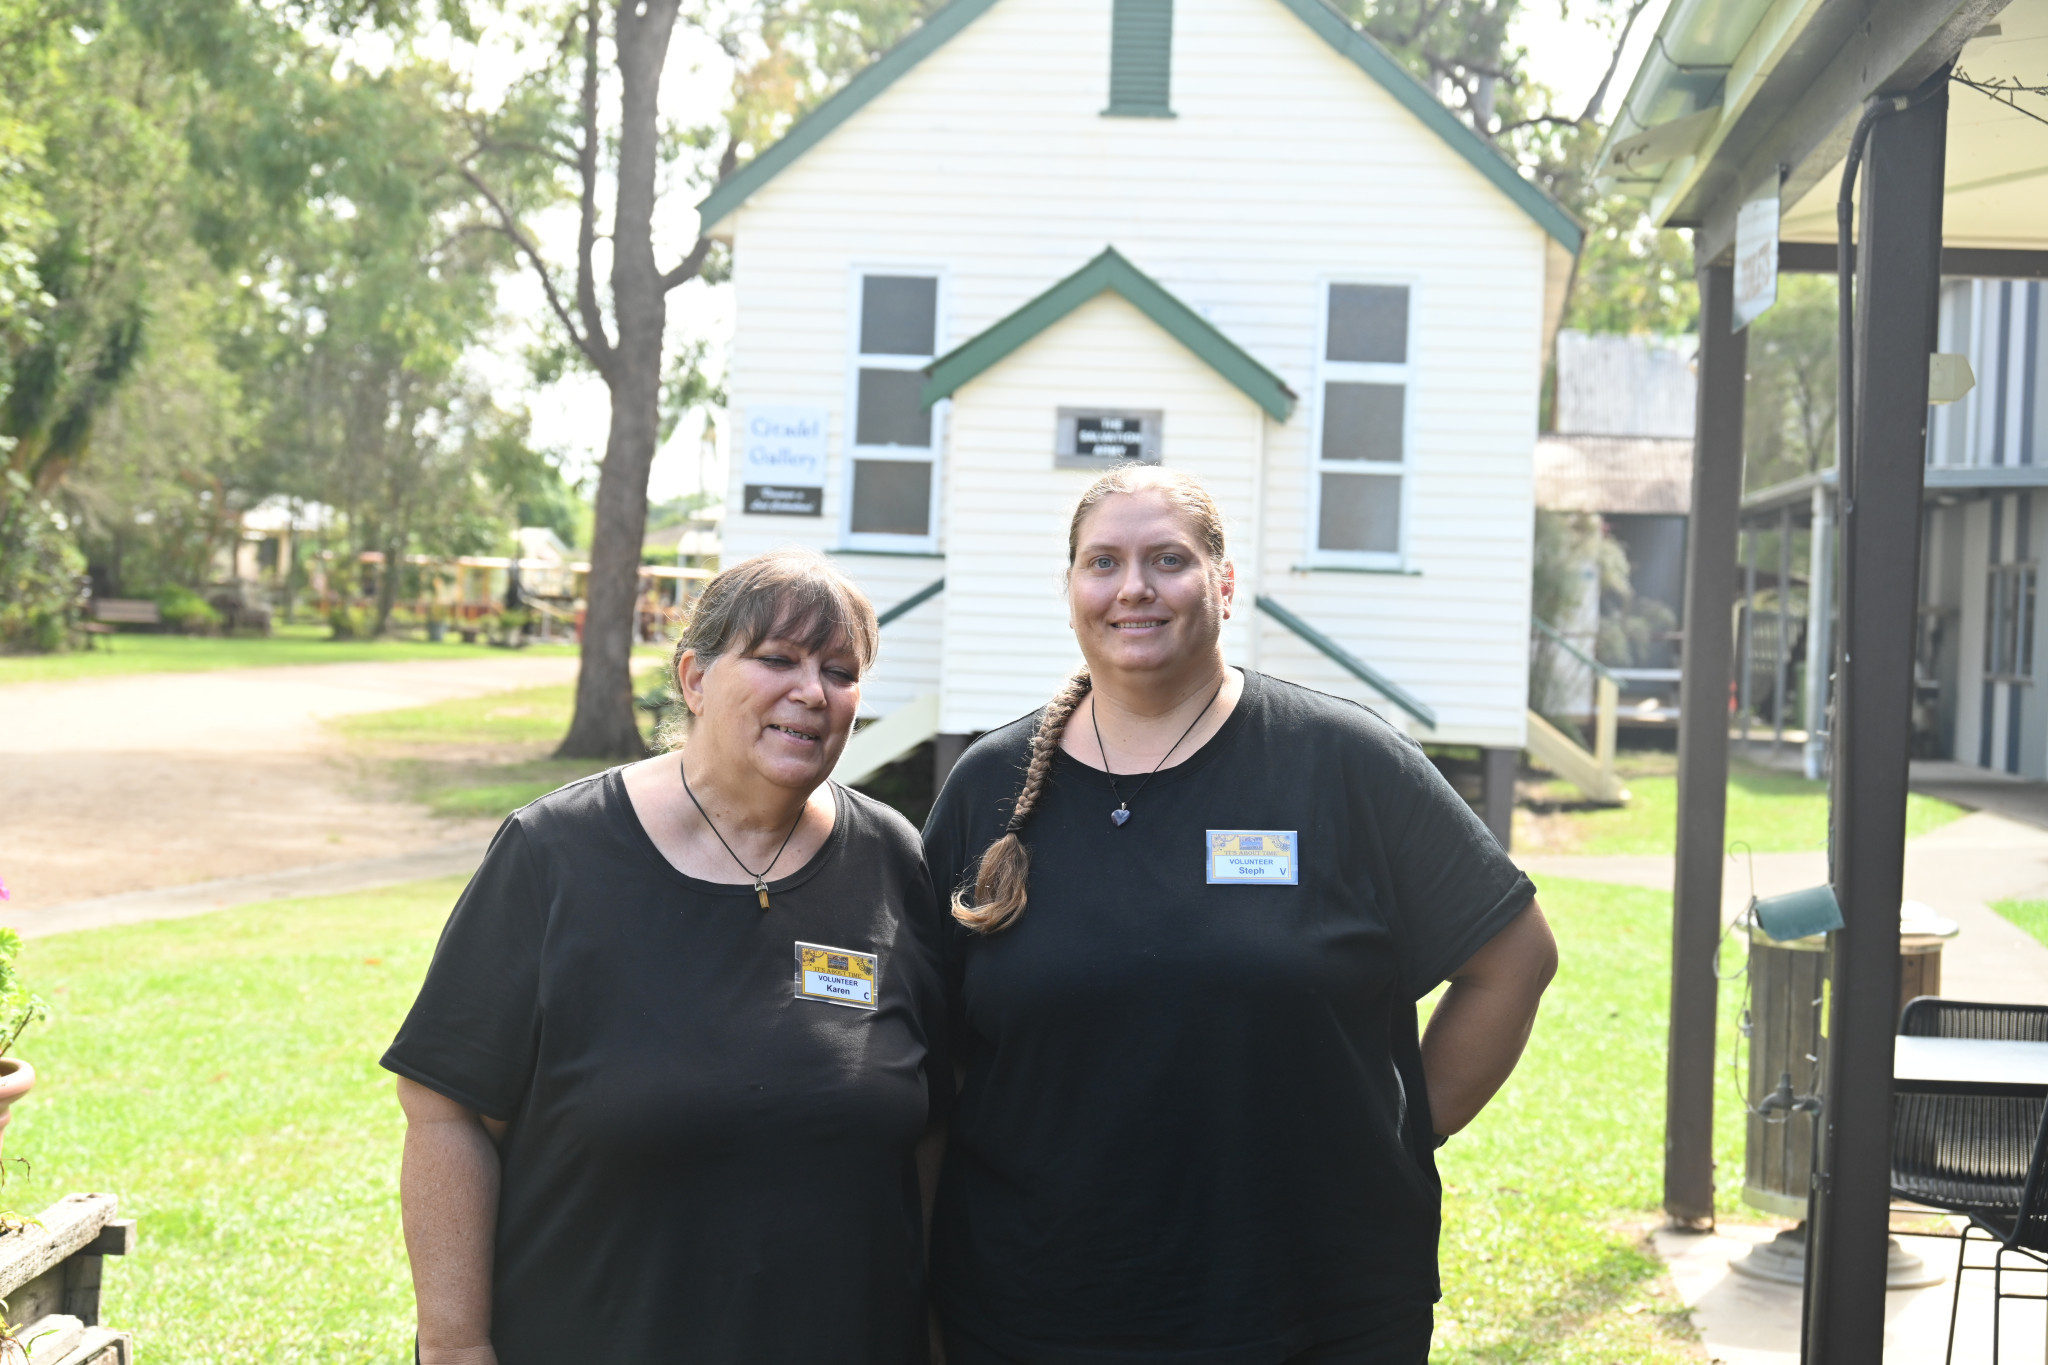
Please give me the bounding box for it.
[933,733,970,791]
[1481,747,1516,850]
[1804,82,1948,1365]
[1665,260,1748,1227]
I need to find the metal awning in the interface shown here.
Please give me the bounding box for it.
[1593,0,2047,1357]
[1600,0,2048,262]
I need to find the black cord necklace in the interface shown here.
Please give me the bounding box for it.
[1089,678,1227,828]
[680,760,805,909]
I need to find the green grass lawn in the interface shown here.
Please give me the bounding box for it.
[0,878,462,1362]
[0,872,1734,1360]
[1991,898,2048,950]
[1430,875,1740,1363]
[0,623,582,687]
[333,671,667,821]
[1518,753,1967,856]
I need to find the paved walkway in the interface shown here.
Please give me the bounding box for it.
[1527,810,2048,1360]
[0,654,579,913]
[1521,808,2048,1004]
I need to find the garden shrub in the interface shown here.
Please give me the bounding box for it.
[152,584,220,633]
[0,474,85,654]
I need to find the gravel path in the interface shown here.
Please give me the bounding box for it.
[0,655,580,915]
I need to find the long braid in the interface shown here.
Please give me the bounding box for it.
[952,669,1093,933]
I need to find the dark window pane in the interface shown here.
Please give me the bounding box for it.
[1320,382,1404,462]
[1326,284,1408,364]
[861,277,938,356]
[1107,0,1173,113]
[1318,472,1401,553]
[850,460,933,536]
[855,368,932,448]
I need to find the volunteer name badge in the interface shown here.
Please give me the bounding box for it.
[1207,830,1298,885]
[794,942,878,1010]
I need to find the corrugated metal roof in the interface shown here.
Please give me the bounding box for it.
[1534,434,1695,514]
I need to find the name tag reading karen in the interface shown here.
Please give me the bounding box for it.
[1208,830,1299,885]
[794,942,878,1010]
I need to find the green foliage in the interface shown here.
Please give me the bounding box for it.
[151,584,220,634]
[1744,274,1839,490]
[1562,195,1700,336]
[0,470,84,653]
[0,928,48,1060]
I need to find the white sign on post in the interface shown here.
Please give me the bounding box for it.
[741,406,827,516]
[1733,195,1780,331]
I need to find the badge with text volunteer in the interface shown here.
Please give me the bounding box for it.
[793,942,879,1010]
[1207,830,1298,885]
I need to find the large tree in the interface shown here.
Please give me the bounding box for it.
[463,0,935,757]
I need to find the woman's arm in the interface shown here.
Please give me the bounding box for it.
[398,1077,509,1365]
[1419,900,1558,1137]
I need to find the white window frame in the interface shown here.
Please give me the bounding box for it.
[1303,276,1417,570]
[841,266,949,554]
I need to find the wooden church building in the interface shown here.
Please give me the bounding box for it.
[697,0,1583,815]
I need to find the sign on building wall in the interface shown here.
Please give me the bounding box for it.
[1055,408,1162,469]
[1733,195,1779,331]
[742,406,828,515]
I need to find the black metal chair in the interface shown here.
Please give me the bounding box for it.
[1890,997,2048,1364]
[1901,996,2048,1043]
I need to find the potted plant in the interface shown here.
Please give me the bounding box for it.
[0,926,46,1155]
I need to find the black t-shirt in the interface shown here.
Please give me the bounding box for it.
[382,768,948,1365]
[923,670,1536,1365]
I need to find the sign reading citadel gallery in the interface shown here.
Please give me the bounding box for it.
[742,407,827,516]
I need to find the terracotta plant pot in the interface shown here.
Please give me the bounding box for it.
[0,1058,37,1152]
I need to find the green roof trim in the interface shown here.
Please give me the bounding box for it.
[696,0,1005,232]
[694,0,1583,254]
[920,247,1298,421]
[1268,0,1581,252]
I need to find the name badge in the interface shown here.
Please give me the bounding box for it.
[794,942,878,1010]
[1207,830,1298,885]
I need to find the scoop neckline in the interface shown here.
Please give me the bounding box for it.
[1050,667,1260,792]
[607,765,851,898]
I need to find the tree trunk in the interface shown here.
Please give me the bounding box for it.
[553,0,679,760]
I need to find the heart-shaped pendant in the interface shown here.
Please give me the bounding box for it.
[1110,808,1131,827]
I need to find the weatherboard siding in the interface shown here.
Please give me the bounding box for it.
[719,0,1542,744]
[940,294,1265,732]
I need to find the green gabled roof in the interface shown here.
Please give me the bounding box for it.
[921,247,1298,420]
[695,0,1583,253]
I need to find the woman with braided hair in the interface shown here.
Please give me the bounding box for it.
[923,466,1556,1365]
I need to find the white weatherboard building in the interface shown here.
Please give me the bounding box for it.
[697,0,1583,798]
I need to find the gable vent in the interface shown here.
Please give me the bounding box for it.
[1105,0,1174,118]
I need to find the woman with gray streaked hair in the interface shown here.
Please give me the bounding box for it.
[384,547,949,1365]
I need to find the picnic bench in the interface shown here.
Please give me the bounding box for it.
[0,1194,135,1363]
[86,602,160,628]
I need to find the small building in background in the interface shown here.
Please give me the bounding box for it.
[1533,331,1695,724]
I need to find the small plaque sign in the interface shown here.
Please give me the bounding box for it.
[1055,408,1162,469]
[741,406,827,516]
[1733,194,1779,331]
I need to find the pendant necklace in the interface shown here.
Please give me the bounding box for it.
[1089,678,1226,828]
[680,761,805,909]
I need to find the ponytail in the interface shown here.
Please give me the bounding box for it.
[952,669,1093,934]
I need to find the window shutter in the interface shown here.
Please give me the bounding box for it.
[1106,0,1173,117]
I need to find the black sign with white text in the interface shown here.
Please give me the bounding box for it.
[744,483,823,516]
[1075,414,1147,460]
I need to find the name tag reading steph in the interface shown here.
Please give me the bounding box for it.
[1207,830,1299,885]
[794,942,878,1010]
